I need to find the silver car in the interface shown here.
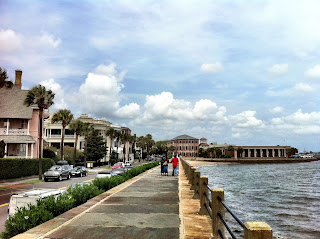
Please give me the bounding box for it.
[44,165,71,182]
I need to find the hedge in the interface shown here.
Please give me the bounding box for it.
[0,158,55,179]
[0,162,159,239]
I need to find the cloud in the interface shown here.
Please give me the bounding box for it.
[200,63,224,73]
[305,65,320,79]
[268,64,289,76]
[78,63,139,119]
[270,109,320,135]
[0,29,22,52]
[40,78,67,111]
[269,107,283,114]
[293,83,314,92]
[39,33,61,48]
[229,111,265,129]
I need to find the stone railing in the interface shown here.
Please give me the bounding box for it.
[0,128,28,135]
[180,157,272,239]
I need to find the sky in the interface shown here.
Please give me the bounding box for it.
[0,0,319,152]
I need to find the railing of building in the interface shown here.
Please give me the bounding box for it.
[0,128,28,135]
[180,158,273,239]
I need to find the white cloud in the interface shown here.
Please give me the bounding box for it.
[0,29,22,52]
[200,63,224,73]
[39,33,61,48]
[229,111,265,129]
[270,109,320,135]
[270,106,283,114]
[232,132,241,138]
[305,65,320,79]
[40,78,67,111]
[78,63,139,119]
[293,83,314,92]
[268,64,289,76]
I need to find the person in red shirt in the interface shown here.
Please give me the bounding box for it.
[171,155,179,176]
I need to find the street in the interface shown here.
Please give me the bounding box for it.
[0,172,97,233]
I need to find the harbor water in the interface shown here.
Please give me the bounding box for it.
[197,160,320,239]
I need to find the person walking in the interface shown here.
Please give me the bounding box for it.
[163,158,169,176]
[160,158,164,175]
[171,155,179,176]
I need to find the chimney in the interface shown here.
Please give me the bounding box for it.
[15,70,22,89]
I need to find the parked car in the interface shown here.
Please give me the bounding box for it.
[95,170,111,179]
[71,166,88,177]
[44,165,71,181]
[8,188,65,215]
[112,162,125,170]
[110,168,125,176]
[124,162,132,167]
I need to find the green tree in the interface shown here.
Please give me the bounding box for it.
[114,130,122,159]
[105,127,116,156]
[24,85,55,179]
[207,148,215,158]
[87,130,107,163]
[51,109,73,162]
[237,147,244,158]
[215,148,222,158]
[120,131,131,162]
[0,67,13,89]
[287,147,298,157]
[0,140,5,158]
[81,123,91,166]
[137,134,155,158]
[69,119,84,166]
[153,140,168,156]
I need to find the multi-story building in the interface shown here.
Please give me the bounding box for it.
[43,114,133,164]
[167,134,199,157]
[0,70,45,158]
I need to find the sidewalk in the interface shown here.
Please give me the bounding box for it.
[13,165,180,239]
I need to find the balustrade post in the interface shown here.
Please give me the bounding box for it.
[190,167,196,190]
[199,176,208,215]
[193,171,200,199]
[211,188,225,239]
[244,222,272,239]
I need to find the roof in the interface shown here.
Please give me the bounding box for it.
[170,134,199,141]
[0,135,36,143]
[0,87,35,119]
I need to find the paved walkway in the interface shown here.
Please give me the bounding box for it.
[14,165,180,239]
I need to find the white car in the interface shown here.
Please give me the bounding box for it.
[124,162,132,167]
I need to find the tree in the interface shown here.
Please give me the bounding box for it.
[69,119,84,166]
[237,147,244,158]
[215,148,222,158]
[120,131,131,162]
[87,130,107,163]
[114,130,122,159]
[207,148,215,158]
[137,134,155,158]
[105,127,116,156]
[51,109,73,162]
[0,140,5,158]
[81,122,91,166]
[0,67,13,89]
[287,147,298,157]
[24,85,55,179]
[153,140,169,157]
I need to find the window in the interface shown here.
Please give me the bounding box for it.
[80,141,84,150]
[21,119,28,129]
[195,146,198,150]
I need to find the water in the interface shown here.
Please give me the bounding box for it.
[197,161,320,239]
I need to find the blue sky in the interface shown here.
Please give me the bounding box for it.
[1,0,319,151]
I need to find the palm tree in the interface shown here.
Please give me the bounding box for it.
[81,122,91,166]
[114,130,122,159]
[120,131,131,162]
[24,85,55,179]
[51,109,73,161]
[237,147,244,158]
[69,119,84,166]
[105,127,116,156]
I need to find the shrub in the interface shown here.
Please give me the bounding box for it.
[0,158,55,179]
[56,146,84,165]
[43,148,57,160]
[67,184,103,206]
[37,194,75,217]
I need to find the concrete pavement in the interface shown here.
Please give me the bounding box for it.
[13,165,180,239]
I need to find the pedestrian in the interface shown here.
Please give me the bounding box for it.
[163,158,169,176]
[160,158,165,175]
[170,155,179,176]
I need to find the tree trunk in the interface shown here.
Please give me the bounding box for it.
[73,134,78,166]
[61,125,65,160]
[84,136,88,166]
[38,108,43,180]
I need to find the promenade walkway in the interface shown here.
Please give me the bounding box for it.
[14,165,180,239]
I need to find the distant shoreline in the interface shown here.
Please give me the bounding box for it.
[184,157,320,167]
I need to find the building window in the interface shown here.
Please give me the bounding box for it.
[21,119,28,129]
[80,141,84,150]
[196,146,198,150]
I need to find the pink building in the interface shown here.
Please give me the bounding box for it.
[0,70,43,158]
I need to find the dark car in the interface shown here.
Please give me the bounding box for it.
[44,165,71,182]
[71,166,88,177]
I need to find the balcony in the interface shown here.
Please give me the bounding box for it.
[47,134,75,139]
[0,128,28,135]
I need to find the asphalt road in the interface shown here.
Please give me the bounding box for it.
[0,172,97,233]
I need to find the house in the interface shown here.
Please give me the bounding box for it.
[43,114,134,164]
[167,134,199,157]
[0,70,43,158]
